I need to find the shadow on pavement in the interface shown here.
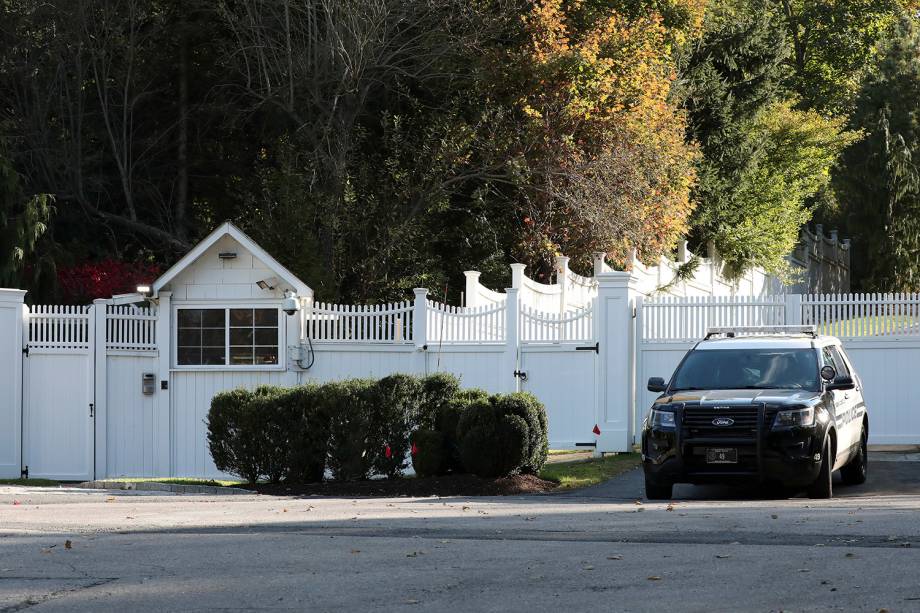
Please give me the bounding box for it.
[559,452,920,501]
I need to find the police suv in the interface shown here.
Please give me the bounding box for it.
[642,326,868,500]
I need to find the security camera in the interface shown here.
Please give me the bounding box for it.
[282,291,300,316]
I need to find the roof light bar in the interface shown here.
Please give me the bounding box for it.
[704,325,817,340]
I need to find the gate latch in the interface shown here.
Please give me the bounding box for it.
[575,342,599,353]
[513,370,528,382]
[21,465,28,479]
[89,403,94,418]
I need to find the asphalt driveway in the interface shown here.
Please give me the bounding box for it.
[1,453,918,612]
[565,451,920,501]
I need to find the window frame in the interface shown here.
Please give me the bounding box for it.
[172,303,285,371]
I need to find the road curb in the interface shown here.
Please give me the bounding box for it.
[77,481,252,496]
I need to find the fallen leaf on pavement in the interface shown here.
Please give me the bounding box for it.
[647,576,661,581]
[771,514,778,519]
[845,553,856,558]
[715,554,731,559]
[666,503,674,512]
[350,549,360,554]
[582,565,594,571]
[64,540,72,550]
[634,500,643,505]
[607,555,623,560]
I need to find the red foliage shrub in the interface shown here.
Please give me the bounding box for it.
[57,259,161,304]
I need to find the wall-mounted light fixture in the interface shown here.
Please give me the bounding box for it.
[256,277,279,291]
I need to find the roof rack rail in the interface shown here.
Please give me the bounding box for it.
[704,326,818,340]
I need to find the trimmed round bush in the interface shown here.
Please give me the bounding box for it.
[207,388,262,484]
[493,392,549,474]
[410,428,446,477]
[435,388,488,473]
[371,374,423,478]
[286,385,329,483]
[418,373,461,430]
[323,379,377,481]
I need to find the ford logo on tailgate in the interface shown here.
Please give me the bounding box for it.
[712,417,735,427]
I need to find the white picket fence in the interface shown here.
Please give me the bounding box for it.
[308,300,414,343]
[520,304,593,343]
[638,295,788,343]
[802,293,920,338]
[26,305,92,349]
[26,305,157,351]
[427,301,506,344]
[105,306,157,351]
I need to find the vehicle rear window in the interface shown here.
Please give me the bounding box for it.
[670,348,820,392]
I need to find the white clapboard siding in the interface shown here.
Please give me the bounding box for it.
[26,305,92,350]
[426,301,506,344]
[106,305,157,351]
[803,293,920,338]
[308,301,414,343]
[639,295,787,343]
[520,303,594,343]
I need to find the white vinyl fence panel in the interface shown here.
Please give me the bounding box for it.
[106,305,157,351]
[520,304,594,343]
[427,301,506,344]
[308,301,414,343]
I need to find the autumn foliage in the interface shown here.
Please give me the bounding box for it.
[507,0,703,273]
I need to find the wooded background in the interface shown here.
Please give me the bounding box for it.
[2,0,918,302]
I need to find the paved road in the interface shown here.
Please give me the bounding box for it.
[1,454,919,612]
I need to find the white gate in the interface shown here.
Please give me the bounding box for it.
[22,306,95,480]
[519,305,598,449]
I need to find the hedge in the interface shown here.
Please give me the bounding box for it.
[206,374,549,483]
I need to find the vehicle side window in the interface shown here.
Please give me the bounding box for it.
[830,346,851,378]
[822,347,837,372]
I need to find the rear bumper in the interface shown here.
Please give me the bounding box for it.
[642,411,824,488]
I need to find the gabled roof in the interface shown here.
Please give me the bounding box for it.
[152,222,311,297]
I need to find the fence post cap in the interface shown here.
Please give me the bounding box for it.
[412,287,429,296]
[0,288,27,303]
[463,270,481,279]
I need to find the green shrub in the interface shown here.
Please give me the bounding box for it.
[284,385,329,483]
[456,393,548,478]
[371,374,423,478]
[410,428,445,477]
[252,385,290,484]
[418,373,461,430]
[324,379,377,481]
[207,388,263,484]
[493,393,549,474]
[438,387,489,473]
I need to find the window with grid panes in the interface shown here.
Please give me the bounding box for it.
[230,308,279,365]
[177,309,226,365]
[176,308,279,366]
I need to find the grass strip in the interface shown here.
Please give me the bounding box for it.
[540,453,641,490]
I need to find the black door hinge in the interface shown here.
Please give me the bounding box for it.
[575,342,599,353]
[21,466,28,479]
[22,346,29,357]
[89,403,94,418]
[513,370,528,381]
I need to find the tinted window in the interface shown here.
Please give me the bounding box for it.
[671,348,819,391]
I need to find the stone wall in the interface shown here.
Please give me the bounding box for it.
[787,225,851,294]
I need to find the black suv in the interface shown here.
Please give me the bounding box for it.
[641,327,869,500]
